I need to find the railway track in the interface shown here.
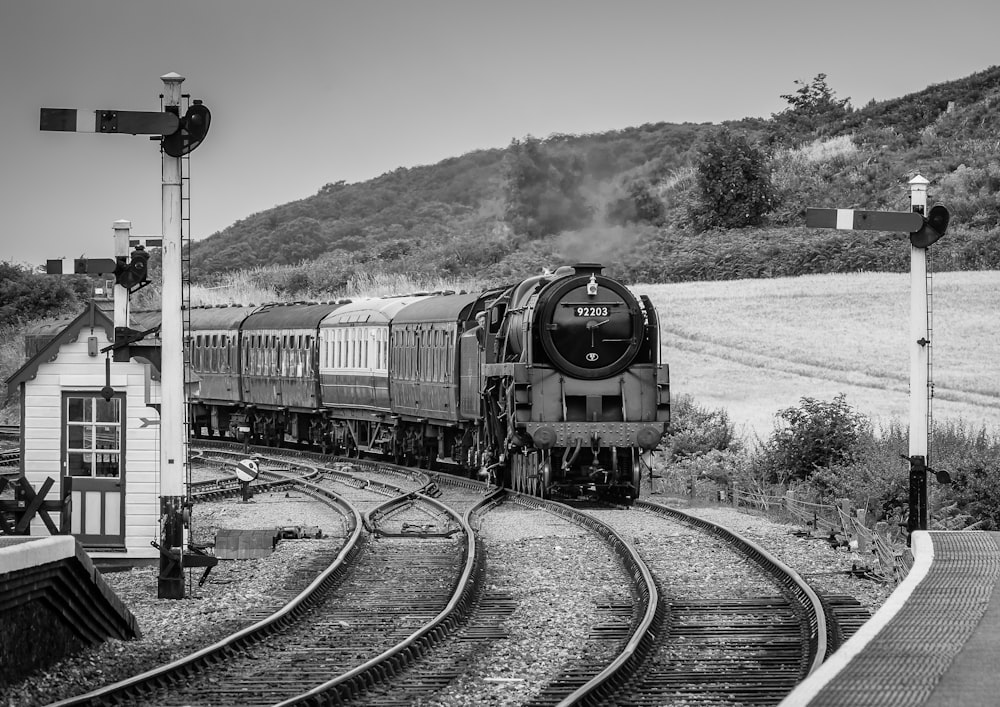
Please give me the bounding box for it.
[565,499,830,706]
[41,442,840,705]
[48,460,364,707]
[49,446,495,706]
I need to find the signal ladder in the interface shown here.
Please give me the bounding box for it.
[180,94,194,496]
[925,268,935,460]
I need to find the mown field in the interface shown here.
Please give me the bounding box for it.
[639,270,1000,442]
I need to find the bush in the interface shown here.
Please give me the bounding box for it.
[757,415,1000,531]
[655,395,743,498]
[688,129,776,232]
[666,394,740,460]
[758,394,869,487]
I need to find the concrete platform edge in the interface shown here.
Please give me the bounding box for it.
[0,535,77,574]
[779,531,934,707]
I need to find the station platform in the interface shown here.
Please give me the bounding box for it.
[782,530,1000,706]
[0,536,140,684]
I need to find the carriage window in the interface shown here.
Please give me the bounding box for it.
[65,394,122,478]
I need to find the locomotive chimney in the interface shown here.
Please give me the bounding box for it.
[572,263,604,275]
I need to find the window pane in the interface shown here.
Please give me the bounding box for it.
[95,425,120,450]
[68,452,91,477]
[95,398,119,423]
[95,452,119,478]
[67,397,86,422]
[68,425,85,449]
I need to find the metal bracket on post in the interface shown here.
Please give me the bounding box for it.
[905,454,929,534]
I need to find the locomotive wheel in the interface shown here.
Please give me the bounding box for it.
[630,450,642,501]
[529,451,542,496]
[540,459,552,500]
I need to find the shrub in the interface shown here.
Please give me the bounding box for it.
[757,394,869,487]
[666,394,740,460]
[688,128,776,232]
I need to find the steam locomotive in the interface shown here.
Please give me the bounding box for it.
[186,264,669,502]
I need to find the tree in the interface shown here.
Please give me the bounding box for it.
[0,262,83,329]
[772,73,852,142]
[688,128,775,231]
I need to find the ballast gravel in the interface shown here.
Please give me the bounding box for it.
[0,494,895,707]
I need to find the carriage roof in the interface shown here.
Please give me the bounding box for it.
[241,302,344,331]
[391,292,485,325]
[320,295,432,326]
[186,305,260,331]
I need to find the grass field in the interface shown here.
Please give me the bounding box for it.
[638,270,1000,442]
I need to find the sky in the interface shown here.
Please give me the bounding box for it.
[1,0,997,268]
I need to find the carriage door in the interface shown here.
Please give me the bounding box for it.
[62,393,126,548]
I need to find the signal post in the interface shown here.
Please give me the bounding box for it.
[40,73,211,598]
[806,178,949,538]
[158,73,186,599]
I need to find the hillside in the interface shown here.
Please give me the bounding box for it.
[186,66,1000,291]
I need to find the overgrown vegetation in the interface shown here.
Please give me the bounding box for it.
[662,394,1000,533]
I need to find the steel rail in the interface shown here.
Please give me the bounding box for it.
[636,500,829,677]
[505,494,662,707]
[46,475,364,707]
[275,487,484,706]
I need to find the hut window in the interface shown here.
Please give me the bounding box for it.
[65,394,122,478]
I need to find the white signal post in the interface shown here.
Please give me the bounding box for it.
[908,175,931,532]
[159,72,187,600]
[40,74,204,599]
[806,179,949,539]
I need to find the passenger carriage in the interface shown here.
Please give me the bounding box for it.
[388,291,499,469]
[186,305,258,438]
[237,302,343,445]
[316,295,429,456]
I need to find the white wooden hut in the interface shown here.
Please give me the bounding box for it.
[5,300,162,566]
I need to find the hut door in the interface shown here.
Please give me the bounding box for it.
[63,393,126,548]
